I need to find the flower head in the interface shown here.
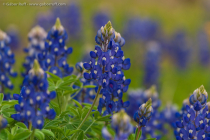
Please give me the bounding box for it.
[37,18,74,77]
[12,60,56,129]
[175,86,210,139]
[83,21,131,115]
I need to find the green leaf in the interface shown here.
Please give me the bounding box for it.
[1,105,12,111]
[41,129,54,138]
[65,130,80,136]
[58,86,73,91]
[82,103,97,110]
[128,134,135,140]
[44,120,61,129]
[96,115,111,122]
[47,77,55,86]
[11,126,18,135]
[134,127,142,140]
[15,122,27,129]
[46,71,61,81]
[145,139,156,140]
[0,129,9,140]
[0,93,4,105]
[68,107,80,117]
[77,131,84,140]
[34,129,45,140]
[83,85,96,88]
[12,130,31,140]
[2,111,10,118]
[55,79,63,88]
[72,99,82,109]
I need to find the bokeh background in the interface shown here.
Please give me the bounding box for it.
[1,0,210,139]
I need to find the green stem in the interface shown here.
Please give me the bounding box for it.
[77,86,101,130]
[84,120,96,133]
[30,129,35,140]
[27,122,32,140]
[135,126,142,140]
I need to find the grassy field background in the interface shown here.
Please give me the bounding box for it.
[0,0,210,139]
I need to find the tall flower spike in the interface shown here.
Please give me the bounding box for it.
[22,26,47,77]
[0,29,17,100]
[38,18,73,77]
[175,86,210,140]
[102,110,133,140]
[83,21,131,115]
[12,59,56,129]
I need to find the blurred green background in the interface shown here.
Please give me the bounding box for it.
[1,0,210,138]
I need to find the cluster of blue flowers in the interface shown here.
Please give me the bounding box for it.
[175,85,210,140]
[37,18,74,78]
[102,110,133,140]
[143,41,161,88]
[128,86,165,140]
[22,26,47,76]
[83,21,131,115]
[123,17,159,42]
[0,30,17,100]
[12,60,56,129]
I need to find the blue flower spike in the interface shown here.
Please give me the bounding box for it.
[22,26,47,76]
[12,59,56,130]
[83,21,131,115]
[38,18,74,77]
[175,85,210,140]
[0,29,17,100]
[102,110,133,140]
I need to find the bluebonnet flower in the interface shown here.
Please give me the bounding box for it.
[197,30,210,66]
[93,12,110,32]
[37,18,74,77]
[102,110,133,140]
[123,17,159,42]
[22,26,47,76]
[83,21,131,115]
[0,115,7,129]
[175,85,210,140]
[127,86,165,140]
[143,41,161,88]
[36,12,54,31]
[133,98,153,128]
[0,30,17,99]
[170,30,190,69]
[12,60,56,129]
[7,25,20,51]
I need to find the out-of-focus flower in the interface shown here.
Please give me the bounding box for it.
[0,115,7,129]
[102,110,133,140]
[170,30,190,69]
[197,30,210,66]
[0,30,17,99]
[22,26,47,76]
[83,21,131,115]
[123,17,159,42]
[127,86,165,140]
[36,4,82,40]
[7,25,20,50]
[12,60,56,129]
[38,18,74,77]
[143,41,161,88]
[175,85,210,140]
[93,12,110,31]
